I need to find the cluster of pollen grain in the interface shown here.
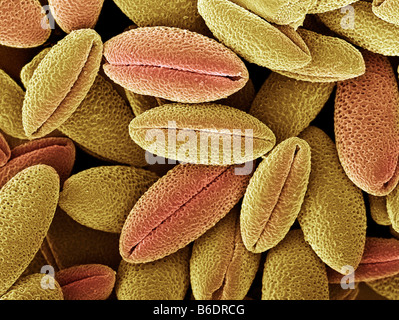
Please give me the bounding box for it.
[1,0,399,302]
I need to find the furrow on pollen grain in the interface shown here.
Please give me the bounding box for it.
[128,166,230,256]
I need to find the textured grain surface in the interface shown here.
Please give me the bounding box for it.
[0,165,59,296]
[42,208,121,271]
[249,72,335,143]
[112,0,209,34]
[20,48,51,89]
[318,1,399,56]
[373,0,399,25]
[0,274,63,300]
[116,246,190,300]
[261,229,329,300]
[0,69,27,139]
[276,28,365,82]
[387,185,399,232]
[241,138,311,253]
[190,206,260,300]
[230,0,316,25]
[328,237,399,283]
[369,195,391,226]
[58,75,147,167]
[309,0,360,13]
[55,264,116,300]
[298,126,367,274]
[0,132,10,167]
[23,29,103,139]
[103,27,249,103]
[0,0,51,48]
[129,103,276,166]
[198,0,312,70]
[0,137,75,189]
[59,166,159,233]
[120,163,252,264]
[49,0,104,33]
[366,272,399,300]
[335,51,399,196]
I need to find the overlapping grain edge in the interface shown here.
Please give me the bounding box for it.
[197,0,312,71]
[372,0,399,26]
[0,137,76,189]
[190,206,260,300]
[275,28,365,82]
[297,126,367,274]
[49,0,104,33]
[0,0,51,48]
[386,185,399,232]
[241,138,311,253]
[0,132,11,167]
[112,0,209,34]
[103,27,249,104]
[116,246,190,300]
[23,29,103,139]
[366,272,399,300]
[0,165,60,296]
[318,1,399,56]
[55,264,116,300]
[58,75,148,166]
[261,229,329,300]
[249,72,335,143]
[20,48,52,90]
[41,208,121,271]
[335,51,399,196]
[0,69,27,140]
[328,237,399,283]
[119,163,253,264]
[229,0,316,26]
[129,103,276,166]
[329,283,359,300]
[369,195,391,226]
[0,274,63,300]
[59,166,159,233]
[308,0,360,13]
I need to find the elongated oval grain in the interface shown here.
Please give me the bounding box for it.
[59,166,159,233]
[0,132,10,167]
[58,75,147,167]
[0,274,63,300]
[0,165,60,296]
[49,0,104,33]
[129,103,276,166]
[241,138,311,253]
[112,0,209,34]
[0,69,27,140]
[230,0,316,26]
[262,229,329,300]
[276,28,365,82]
[369,195,391,226]
[190,206,260,300]
[366,273,399,300]
[55,264,115,300]
[198,0,312,71]
[335,51,399,196]
[249,72,335,143]
[20,48,52,90]
[120,163,252,264]
[318,1,399,56]
[0,137,75,189]
[373,0,399,25]
[328,237,399,283]
[309,0,360,13]
[298,126,367,274]
[23,29,103,139]
[116,246,190,300]
[103,27,248,103]
[0,0,51,48]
